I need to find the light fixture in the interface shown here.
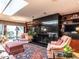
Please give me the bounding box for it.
[76,26,79,33]
[0,0,29,16]
[43,28,47,31]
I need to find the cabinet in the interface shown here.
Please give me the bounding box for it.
[61,13,79,39]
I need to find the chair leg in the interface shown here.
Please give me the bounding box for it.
[53,52,55,59]
[48,53,55,59]
[47,50,55,59]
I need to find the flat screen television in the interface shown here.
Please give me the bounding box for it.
[64,24,76,32]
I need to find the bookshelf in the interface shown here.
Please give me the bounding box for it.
[61,13,79,39]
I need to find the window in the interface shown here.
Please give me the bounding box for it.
[16,26,24,39]
[6,25,24,40]
[0,0,28,15]
[0,23,24,40]
[6,25,16,40]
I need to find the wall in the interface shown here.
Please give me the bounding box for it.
[0,20,25,26]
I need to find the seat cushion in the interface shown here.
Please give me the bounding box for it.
[51,39,63,45]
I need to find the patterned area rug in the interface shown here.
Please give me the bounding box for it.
[15,43,48,59]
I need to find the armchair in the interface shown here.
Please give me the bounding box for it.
[47,35,71,58]
[20,33,33,42]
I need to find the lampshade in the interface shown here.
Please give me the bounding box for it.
[76,27,79,31]
[76,26,79,33]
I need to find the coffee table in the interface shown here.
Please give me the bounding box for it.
[72,52,79,58]
[53,51,79,59]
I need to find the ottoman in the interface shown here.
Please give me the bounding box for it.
[5,41,24,55]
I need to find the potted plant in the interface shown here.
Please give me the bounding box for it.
[28,27,36,42]
[64,45,72,58]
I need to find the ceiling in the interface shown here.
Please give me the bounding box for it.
[1,0,79,23]
[14,0,79,19]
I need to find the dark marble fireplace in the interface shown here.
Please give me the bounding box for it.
[32,14,61,45]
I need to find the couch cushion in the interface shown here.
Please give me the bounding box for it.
[51,39,63,45]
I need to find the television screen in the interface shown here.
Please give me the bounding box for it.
[64,24,76,32]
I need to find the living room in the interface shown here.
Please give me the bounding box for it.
[0,0,79,59]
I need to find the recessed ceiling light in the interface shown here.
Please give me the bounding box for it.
[3,0,29,16]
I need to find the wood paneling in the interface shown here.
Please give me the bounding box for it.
[25,23,28,33]
[70,39,79,52]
